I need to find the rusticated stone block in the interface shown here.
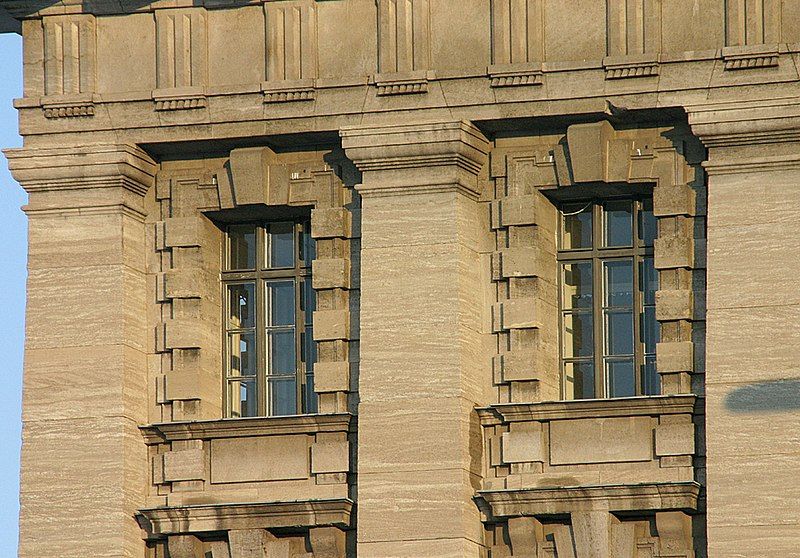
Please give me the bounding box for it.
[313,310,350,341]
[493,348,557,383]
[493,247,556,283]
[155,319,204,351]
[655,423,696,457]
[656,289,694,321]
[156,269,205,301]
[228,529,288,558]
[309,527,346,558]
[490,193,557,230]
[155,217,212,250]
[162,447,205,482]
[311,207,351,239]
[167,534,206,558]
[312,258,351,290]
[492,298,553,331]
[228,146,292,207]
[654,183,696,217]
[311,441,350,474]
[657,341,694,373]
[501,423,545,464]
[313,361,350,392]
[654,235,694,270]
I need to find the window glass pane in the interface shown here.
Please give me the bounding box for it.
[562,312,594,358]
[267,280,295,326]
[640,257,657,306]
[300,223,316,265]
[302,327,316,372]
[304,373,318,414]
[269,329,296,375]
[606,311,634,355]
[562,262,593,309]
[607,359,636,397]
[642,356,659,395]
[228,225,256,270]
[603,201,633,247]
[228,380,257,418]
[228,332,256,376]
[269,377,297,416]
[564,361,595,399]
[268,222,295,268]
[561,204,593,249]
[642,307,658,354]
[604,259,633,308]
[639,198,657,246]
[227,283,255,328]
[301,279,316,324]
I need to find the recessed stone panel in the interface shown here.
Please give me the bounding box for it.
[210,436,310,483]
[549,417,653,465]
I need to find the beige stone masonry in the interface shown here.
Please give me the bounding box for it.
[6,144,156,558]
[688,98,800,557]
[342,120,491,557]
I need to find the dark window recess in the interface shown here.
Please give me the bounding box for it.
[558,198,659,399]
[223,220,317,417]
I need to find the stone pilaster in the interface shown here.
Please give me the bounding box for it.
[341,121,492,557]
[6,144,156,558]
[689,100,800,557]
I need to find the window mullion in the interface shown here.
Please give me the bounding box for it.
[257,226,268,416]
[593,203,604,398]
[295,224,304,413]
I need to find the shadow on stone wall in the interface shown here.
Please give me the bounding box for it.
[725,379,800,413]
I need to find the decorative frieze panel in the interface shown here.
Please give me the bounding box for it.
[154,9,208,110]
[489,0,544,87]
[604,0,661,79]
[725,0,780,48]
[41,15,96,117]
[375,0,430,95]
[263,0,318,103]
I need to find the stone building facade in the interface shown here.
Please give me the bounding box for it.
[1,0,798,556]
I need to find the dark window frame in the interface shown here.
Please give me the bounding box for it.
[222,219,317,417]
[557,197,658,399]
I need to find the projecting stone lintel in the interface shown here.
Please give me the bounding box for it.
[140,413,355,444]
[137,498,354,540]
[477,394,700,425]
[477,482,701,518]
[340,120,489,199]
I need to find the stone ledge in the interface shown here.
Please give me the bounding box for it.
[477,395,700,425]
[722,45,780,70]
[488,63,543,87]
[262,79,316,103]
[137,498,354,539]
[140,413,355,444]
[603,55,660,80]
[477,482,701,517]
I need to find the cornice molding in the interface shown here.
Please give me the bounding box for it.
[4,143,157,196]
[477,482,701,517]
[476,395,700,425]
[340,120,490,199]
[140,412,355,444]
[688,97,800,148]
[137,498,354,539]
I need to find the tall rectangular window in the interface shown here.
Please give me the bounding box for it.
[559,198,659,399]
[223,220,317,417]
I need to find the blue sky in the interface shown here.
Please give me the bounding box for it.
[0,33,26,556]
